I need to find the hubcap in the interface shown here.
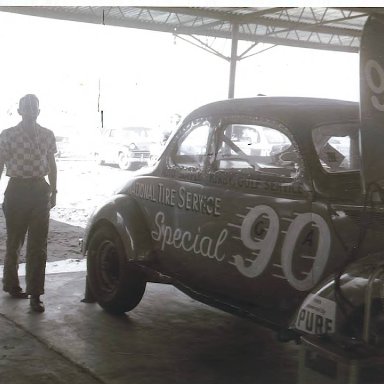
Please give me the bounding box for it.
[98,240,120,293]
[119,153,130,169]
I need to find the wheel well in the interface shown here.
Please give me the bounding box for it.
[85,219,117,253]
[86,216,153,260]
[85,198,154,264]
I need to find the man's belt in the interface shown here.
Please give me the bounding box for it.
[9,177,45,183]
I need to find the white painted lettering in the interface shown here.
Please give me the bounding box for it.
[281,213,331,291]
[230,205,279,278]
[365,59,384,111]
[151,211,227,262]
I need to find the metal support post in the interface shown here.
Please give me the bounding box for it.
[363,265,384,343]
[228,23,239,99]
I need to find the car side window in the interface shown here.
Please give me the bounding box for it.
[214,123,299,179]
[171,119,211,169]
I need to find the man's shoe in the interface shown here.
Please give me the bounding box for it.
[6,288,29,299]
[30,297,45,313]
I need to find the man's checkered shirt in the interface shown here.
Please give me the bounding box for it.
[0,123,57,178]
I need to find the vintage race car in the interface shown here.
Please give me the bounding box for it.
[83,96,384,344]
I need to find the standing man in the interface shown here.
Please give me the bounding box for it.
[0,94,57,313]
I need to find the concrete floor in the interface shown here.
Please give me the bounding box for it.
[0,271,300,384]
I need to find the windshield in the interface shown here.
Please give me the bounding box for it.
[312,123,360,173]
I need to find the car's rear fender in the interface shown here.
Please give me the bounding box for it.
[84,194,154,264]
[292,253,384,339]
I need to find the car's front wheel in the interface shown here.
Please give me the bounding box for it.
[87,226,146,314]
[118,152,132,170]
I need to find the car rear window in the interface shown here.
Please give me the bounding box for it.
[312,123,360,173]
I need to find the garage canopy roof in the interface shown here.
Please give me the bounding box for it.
[0,6,381,53]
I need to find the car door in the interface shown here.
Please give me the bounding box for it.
[199,119,315,312]
[164,116,333,321]
[146,114,337,324]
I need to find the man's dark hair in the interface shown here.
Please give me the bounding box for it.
[19,94,39,109]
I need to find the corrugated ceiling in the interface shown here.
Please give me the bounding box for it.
[0,6,381,53]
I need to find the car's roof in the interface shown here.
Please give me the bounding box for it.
[185,97,359,131]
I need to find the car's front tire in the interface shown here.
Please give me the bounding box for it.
[118,152,132,170]
[87,226,146,314]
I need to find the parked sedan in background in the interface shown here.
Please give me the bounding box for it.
[55,135,72,158]
[95,126,156,170]
[55,134,89,159]
[83,97,384,350]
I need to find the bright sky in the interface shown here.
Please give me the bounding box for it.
[0,10,359,135]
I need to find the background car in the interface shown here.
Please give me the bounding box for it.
[55,134,88,159]
[94,126,156,170]
[83,97,384,349]
[55,135,71,158]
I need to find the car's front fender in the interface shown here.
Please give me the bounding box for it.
[83,194,153,263]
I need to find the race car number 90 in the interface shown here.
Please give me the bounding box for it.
[231,205,331,291]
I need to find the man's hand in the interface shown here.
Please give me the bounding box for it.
[47,152,57,209]
[0,161,4,181]
[50,191,57,209]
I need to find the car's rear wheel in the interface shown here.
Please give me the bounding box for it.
[118,152,132,170]
[87,226,146,314]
